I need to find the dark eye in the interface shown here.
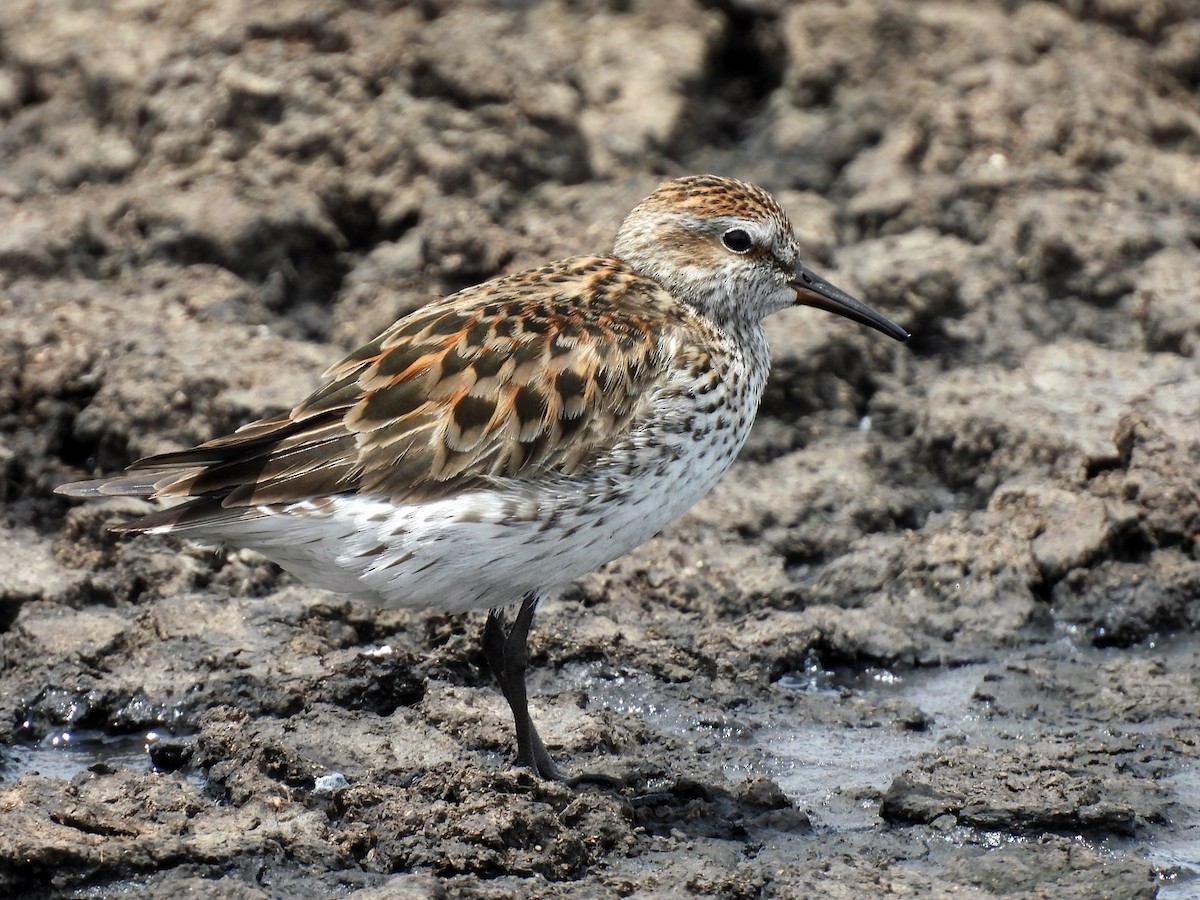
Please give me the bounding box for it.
[721,228,753,253]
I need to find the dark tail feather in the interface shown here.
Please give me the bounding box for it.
[56,413,330,531]
[122,415,304,471]
[55,472,182,499]
[109,496,250,533]
[56,475,261,534]
[54,416,305,500]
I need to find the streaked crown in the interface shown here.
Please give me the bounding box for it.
[613,175,803,324]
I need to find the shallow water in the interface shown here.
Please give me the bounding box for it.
[577,636,1200,893]
[765,663,985,832]
[0,731,152,782]
[1152,765,1200,899]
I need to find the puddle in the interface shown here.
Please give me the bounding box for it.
[765,663,985,831]
[569,655,984,833]
[574,638,1200,887]
[571,662,754,744]
[1150,764,1200,899]
[4,642,1196,893]
[0,730,193,784]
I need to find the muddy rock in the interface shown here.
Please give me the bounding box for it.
[1,0,1198,896]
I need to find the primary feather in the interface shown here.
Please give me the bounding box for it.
[61,256,702,537]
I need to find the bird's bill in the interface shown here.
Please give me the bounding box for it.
[791,263,910,342]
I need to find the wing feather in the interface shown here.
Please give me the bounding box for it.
[58,257,693,531]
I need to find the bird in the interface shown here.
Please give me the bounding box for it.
[57,175,909,780]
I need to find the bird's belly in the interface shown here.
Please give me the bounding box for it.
[237,416,747,614]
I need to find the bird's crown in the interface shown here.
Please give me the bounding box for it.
[613,175,803,324]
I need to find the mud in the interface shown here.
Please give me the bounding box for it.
[1,0,1198,897]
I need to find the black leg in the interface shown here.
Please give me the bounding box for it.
[482,593,563,780]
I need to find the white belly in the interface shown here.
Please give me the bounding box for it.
[234,417,741,613]
[219,395,755,613]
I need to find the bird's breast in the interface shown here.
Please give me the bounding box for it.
[566,319,769,530]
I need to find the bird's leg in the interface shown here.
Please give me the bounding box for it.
[482,593,563,780]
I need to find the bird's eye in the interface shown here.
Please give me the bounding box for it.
[721,228,753,254]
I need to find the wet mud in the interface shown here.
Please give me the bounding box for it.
[1,0,1198,897]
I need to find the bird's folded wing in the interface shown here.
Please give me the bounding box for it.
[59,258,690,526]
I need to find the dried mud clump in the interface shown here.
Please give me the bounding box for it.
[1,0,1197,897]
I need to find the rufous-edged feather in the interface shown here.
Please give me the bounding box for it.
[58,256,700,531]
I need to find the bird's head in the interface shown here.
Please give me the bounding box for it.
[613,174,909,341]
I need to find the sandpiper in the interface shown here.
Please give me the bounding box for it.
[58,175,909,779]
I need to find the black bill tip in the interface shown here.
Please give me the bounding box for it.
[791,263,910,342]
